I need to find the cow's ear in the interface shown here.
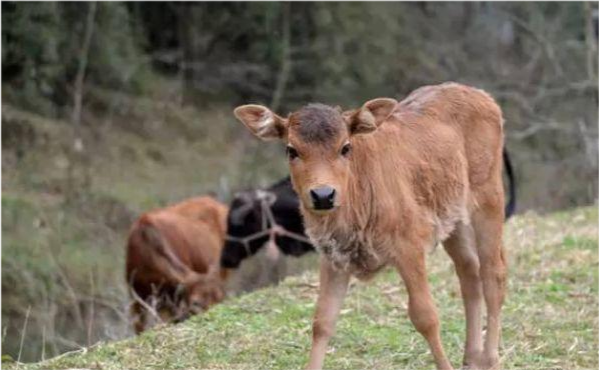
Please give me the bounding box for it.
[234,105,287,141]
[344,98,397,135]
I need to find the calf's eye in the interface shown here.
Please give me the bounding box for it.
[286,146,299,160]
[340,143,352,157]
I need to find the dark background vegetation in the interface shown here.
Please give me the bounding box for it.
[2,1,597,363]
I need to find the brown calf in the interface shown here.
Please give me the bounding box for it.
[234,83,508,370]
[126,196,229,334]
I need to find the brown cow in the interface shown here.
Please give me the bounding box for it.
[126,196,229,334]
[234,82,508,370]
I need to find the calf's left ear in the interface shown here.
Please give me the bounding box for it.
[344,98,397,135]
[234,105,288,141]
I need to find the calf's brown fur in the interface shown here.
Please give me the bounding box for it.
[126,196,229,334]
[234,83,508,370]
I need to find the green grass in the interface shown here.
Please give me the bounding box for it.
[1,96,289,361]
[5,206,597,370]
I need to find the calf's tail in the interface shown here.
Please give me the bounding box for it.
[503,148,517,219]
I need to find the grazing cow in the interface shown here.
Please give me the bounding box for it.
[126,196,229,334]
[220,177,314,269]
[234,82,514,370]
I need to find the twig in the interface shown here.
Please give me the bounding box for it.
[41,325,46,361]
[498,8,564,77]
[531,80,597,106]
[128,281,162,322]
[17,306,31,366]
[51,335,86,351]
[509,120,576,141]
[43,241,85,329]
[39,341,101,364]
[87,268,95,347]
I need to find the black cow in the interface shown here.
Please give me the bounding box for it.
[220,177,314,269]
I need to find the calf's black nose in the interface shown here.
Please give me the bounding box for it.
[310,186,336,210]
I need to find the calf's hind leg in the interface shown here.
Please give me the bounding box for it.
[472,205,507,370]
[443,223,484,368]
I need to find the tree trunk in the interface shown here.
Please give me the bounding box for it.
[580,0,599,198]
[270,3,292,112]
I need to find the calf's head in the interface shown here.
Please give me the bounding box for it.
[234,99,396,216]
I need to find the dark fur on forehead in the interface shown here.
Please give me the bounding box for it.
[290,103,345,143]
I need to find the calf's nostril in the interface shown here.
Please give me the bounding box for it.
[327,189,336,201]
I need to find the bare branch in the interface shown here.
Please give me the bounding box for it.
[499,8,564,78]
[270,3,292,112]
[584,2,598,81]
[71,2,97,135]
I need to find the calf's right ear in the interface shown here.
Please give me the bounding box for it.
[234,105,287,141]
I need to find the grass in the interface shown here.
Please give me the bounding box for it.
[5,206,597,370]
[1,91,289,361]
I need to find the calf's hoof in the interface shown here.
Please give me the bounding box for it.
[466,353,500,370]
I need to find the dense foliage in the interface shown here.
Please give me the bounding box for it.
[2,3,148,114]
[3,3,598,209]
[3,3,596,108]
[1,1,597,363]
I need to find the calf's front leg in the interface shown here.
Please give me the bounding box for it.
[395,244,454,370]
[306,257,350,370]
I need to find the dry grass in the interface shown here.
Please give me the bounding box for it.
[5,206,597,370]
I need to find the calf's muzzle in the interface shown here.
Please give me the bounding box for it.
[310,186,336,210]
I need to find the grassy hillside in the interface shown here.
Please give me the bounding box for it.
[5,206,597,370]
[1,86,290,362]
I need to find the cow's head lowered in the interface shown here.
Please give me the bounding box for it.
[139,223,225,316]
[234,99,396,216]
[182,265,225,315]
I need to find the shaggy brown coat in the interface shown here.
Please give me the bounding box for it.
[234,82,508,370]
[126,196,229,334]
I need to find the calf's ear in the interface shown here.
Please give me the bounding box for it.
[344,98,397,135]
[234,105,287,141]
